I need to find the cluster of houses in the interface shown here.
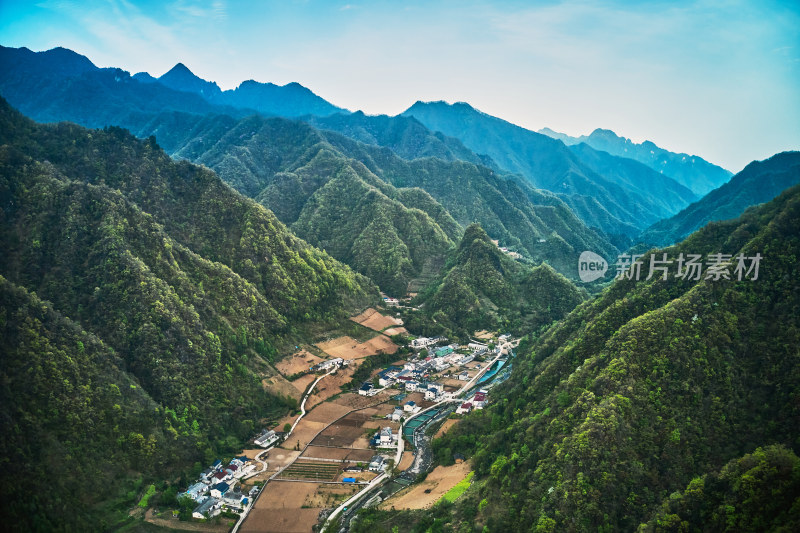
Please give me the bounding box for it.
[456,389,489,415]
[179,457,257,519]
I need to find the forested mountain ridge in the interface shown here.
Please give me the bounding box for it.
[415,224,587,336]
[403,101,700,238]
[639,151,800,247]
[423,182,800,531]
[132,110,618,282]
[0,98,377,531]
[539,126,733,196]
[305,110,497,168]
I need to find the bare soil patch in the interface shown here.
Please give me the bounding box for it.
[304,401,352,424]
[262,450,302,472]
[242,482,326,533]
[397,451,414,471]
[383,326,408,336]
[291,373,316,394]
[316,335,397,360]
[350,308,401,331]
[311,424,364,448]
[305,484,360,508]
[249,480,320,509]
[280,419,327,450]
[261,374,303,401]
[330,391,390,410]
[301,446,375,462]
[275,349,324,375]
[434,419,459,439]
[380,462,472,510]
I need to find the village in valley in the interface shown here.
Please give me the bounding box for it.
[142,296,517,533]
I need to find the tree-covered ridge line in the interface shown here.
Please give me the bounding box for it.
[133,109,619,290]
[0,97,378,531]
[413,223,587,338]
[407,183,800,531]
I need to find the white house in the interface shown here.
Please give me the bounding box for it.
[210,482,230,499]
[193,497,221,519]
[254,429,278,448]
[369,455,386,472]
[405,381,418,392]
[403,401,416,412]
[425,389,437,401]
[317,357,344,371]
[379,427,394,446]
[458,371,470,381]
[468,342,488,351]
[183,482,208,501]
[456,402,473,415]
[390,408,403,422]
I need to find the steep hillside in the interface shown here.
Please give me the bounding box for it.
[417,224,586,336]
[640,151,800,246]
[306,111,496,167]
[135,111,618,281]
[540,127,733,195]
[403,101,697,237]
[0,99,377,530]
[421,181,800,531]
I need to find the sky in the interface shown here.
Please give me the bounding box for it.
[1,0,798,172]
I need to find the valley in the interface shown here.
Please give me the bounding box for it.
[1,11,798,531]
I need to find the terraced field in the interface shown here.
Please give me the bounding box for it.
[278,461,342,481]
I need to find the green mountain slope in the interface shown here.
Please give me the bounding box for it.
[422,180,800,531]
[134,111,618,282]
[540,127,733,196]
[306,111,496,167]
[0,99,377,531]
[417,224,586,336]
[132,111,460,295]
[403,101,697,238]
[642,444,800,531]
[640,151,800,247]
[0,276,173,531]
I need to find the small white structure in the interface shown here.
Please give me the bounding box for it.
[456,402,473,415]
[403,401,416,412]
[458,371,470,381]
[254,429,279,448]
[183,482,208,501]
[210,482,230,499]
[193,497,221,519]
[369,455,386,472]
[379,427,394,446]
[405,381,418,392]
[390,407,403,422]
[317,357,344,371]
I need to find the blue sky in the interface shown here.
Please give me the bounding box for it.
[1,0,798,172]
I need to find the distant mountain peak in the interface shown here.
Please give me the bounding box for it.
[158,62,221,97]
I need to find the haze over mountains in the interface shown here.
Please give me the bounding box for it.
[539,126,733,195]
[1,42,800,533]
[1,45,737,251]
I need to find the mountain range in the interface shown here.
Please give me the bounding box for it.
[403,101,703,239]
[639,151,800,246]
[539,126,733,196]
